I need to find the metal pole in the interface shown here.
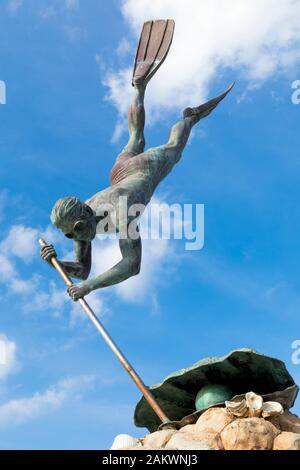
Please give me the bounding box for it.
[39,238,170,425]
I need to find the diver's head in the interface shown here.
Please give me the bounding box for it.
[51,196,96,242]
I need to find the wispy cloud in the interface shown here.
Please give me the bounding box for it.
[22,280,67,317]
[0,375,94,427]
[39,0,80,21]
[7,0,22,14]
[101,0,300,138]
[0,224,68,316]
[0,225,39,263]
[65,0,79,10]
[63,24,85,44]
[0,334,18,381]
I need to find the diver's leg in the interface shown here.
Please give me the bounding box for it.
[151,82,236,167]
[136,116,197,185]
[110,86,146,185]
[167,116,196,151]
[119,85,146,157]
[155,115,197,167]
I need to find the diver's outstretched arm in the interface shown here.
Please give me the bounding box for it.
[67,236,141,301]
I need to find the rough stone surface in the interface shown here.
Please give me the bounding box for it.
[142,430,175,449]
[221,417,280,450]
[165,433,213,450]
[278,412,300,434]
[114,407,300,450]
[191,431,223,450]
[123,445,160,450]
[273,432,300,450]
[195,407,233,435]
[178,424,196,436]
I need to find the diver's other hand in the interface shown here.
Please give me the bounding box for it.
[67,282,91,301]
[40,244,57,265]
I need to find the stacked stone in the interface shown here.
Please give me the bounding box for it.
[113,408,300,450]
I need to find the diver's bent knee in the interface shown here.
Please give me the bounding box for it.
[163,142,183,163]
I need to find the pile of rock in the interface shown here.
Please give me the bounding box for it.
[111,404,300,450]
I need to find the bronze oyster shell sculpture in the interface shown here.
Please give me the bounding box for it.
[134,348,298,432]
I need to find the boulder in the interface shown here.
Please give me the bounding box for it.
[195,407,233,435]
[193,431,223,450]
[178,424,196,436]
[165,432,215,450]
[143,430,175,448]
[273,432,300,450]
[221,417,279,450]
[123,445,160,450]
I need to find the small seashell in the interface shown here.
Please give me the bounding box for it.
[246,392,263,417]
[262,401,284,418]
[225,399,248,418]
[110,434,140,450]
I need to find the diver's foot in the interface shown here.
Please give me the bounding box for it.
[183,107,196,118]
[183,82,235,121]
[132,78,147,91]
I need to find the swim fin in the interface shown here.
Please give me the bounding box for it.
[183,81,235,120]
[132,19,175,87]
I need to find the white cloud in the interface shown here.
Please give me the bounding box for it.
[0,375,94,427]
[7,0,22,14]
[0,334,18,381]
[63,24,85,43]
[91,197,181,304]
[0,225,42,296]
[10,275,40,294]
[102,0,300,135]
[23,280,68,317]
[0,252,16,282]
[0,225,38,263]
[0,250,37,295]
[103,67,133,117]
[65,0,79,9]
[0,224,70,317]
[39,0,79,19]
[40,224,66,247]
[115,238,171,303]
[116,38,132,58]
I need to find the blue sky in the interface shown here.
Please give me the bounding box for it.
[1,0,300,450]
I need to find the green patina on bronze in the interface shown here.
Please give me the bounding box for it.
[195,383,233,411]
[40,19,234,303]
[134,348,298,432]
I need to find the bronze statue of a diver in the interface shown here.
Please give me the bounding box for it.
[41,19,234,301]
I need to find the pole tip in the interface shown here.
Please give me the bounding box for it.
[38,238,47,247]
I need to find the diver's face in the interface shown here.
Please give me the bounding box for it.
[62,216,96,242]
